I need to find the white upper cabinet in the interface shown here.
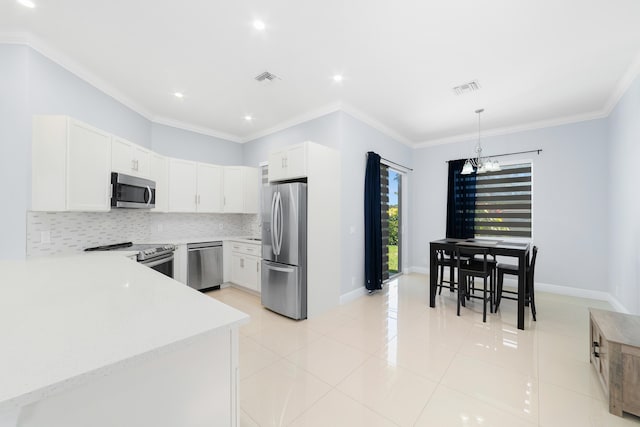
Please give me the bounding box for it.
[268,143,307,182]
[223,167,259,213]
[111,137,150,178]
[150,153,169,213]
[168,158,198,212]
[32,116,112,212]
[168,161,224,213]
[196,163,223,213]
[223,167,243,213]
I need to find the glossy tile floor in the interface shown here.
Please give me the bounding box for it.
[208,274,640,427]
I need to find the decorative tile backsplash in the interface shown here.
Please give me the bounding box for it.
[147,213,259,241]
[27,211,261,257]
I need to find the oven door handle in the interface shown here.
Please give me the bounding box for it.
[140,253,174,268]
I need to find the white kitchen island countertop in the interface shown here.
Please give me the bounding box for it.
[0,254,249,413]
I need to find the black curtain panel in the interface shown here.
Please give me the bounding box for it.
[446,159,477,239]
[364,151,383,291]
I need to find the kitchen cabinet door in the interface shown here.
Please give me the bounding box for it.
[244,256,260,292]
[284,144,307,180]
[112,137,151,178]
[66,120,112,211]
[268,150,285,182]
[169,158,197,212]
[133,145,151,177]
[242,167,260,214]
[150,153,169,212]
[231,254,244,286]
[223,167,243,213]
[111,137,134,175]
[196,163,223,213]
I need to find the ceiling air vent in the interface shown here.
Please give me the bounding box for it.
[452,80,480,95]
[254,71,280,82]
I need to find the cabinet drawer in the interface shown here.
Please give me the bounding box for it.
[230,242,261,256]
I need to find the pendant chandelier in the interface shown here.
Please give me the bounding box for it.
[461,108,500,175]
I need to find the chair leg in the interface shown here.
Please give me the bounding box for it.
[496,271,504,310]
[449,264,454,292]
[457,273,463,316]
[489,273,494,314]
[529,280,537,321]
[438,263,444,295]
[482,276,487,323]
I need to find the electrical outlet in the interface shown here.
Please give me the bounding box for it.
[41,231,51,244]
[219,223,224,230]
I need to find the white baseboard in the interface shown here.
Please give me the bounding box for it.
[606,294,631,314]
[408,266,631,313]
[407,266,428,275]
[340,286,367,304]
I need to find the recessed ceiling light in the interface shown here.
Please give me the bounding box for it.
[17,0,36,8]
[333,74,344,83]
[174,92,184,99]
[253,20,266,30]
[244,115,253,121]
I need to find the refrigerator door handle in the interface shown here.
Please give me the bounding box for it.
[271,191,278,255]
[264,263,295,273]
[277,191,284,255]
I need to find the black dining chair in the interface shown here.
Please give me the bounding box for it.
[495,246,538,321]
[455,246,496,322]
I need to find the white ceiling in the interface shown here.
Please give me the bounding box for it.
[1,0,640,145]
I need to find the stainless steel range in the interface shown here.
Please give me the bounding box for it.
[85,242,176,278]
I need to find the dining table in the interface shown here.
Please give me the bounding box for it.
[429,238,531,330]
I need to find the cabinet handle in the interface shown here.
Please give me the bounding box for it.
[282,157,285,168]
[240,258,244,268]
[592,341,600,358]
[256,263,259,272]
[224,196,226,206]
[135,159,139,171]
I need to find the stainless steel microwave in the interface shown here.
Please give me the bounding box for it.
[110,172,156,209]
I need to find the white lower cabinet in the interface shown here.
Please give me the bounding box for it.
[229,241,261,293]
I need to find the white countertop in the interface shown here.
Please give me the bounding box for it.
[0,254,249,411]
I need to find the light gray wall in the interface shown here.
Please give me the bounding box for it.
[243,111,412,296]
[608,75,640,314]
[410,119,609,293]
[0,45,30,259]
[27,48,151,147]
[0,44,240,259]
[151,123,242,165]
[242,112,342,167]
[339,112,413,295]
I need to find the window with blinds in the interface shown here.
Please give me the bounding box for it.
[474,162,532,238]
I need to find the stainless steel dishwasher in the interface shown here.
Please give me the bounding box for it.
[187,241,223,291]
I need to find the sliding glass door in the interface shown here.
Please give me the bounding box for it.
[381,164,402,280]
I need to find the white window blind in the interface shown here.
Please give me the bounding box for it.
[474,162,532,238]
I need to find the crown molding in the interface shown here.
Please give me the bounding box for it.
[241,103,343,143]
[0,33,246,143]
[339,103,415,147]
[0,32,154,120]
[151,116,243,143]
[414,109,609,148]
[603,50,640,116]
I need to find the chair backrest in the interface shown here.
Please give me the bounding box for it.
[528,246,538,283]
[455,245,490,274]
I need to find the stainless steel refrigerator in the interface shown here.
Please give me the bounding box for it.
[261,182,307,319]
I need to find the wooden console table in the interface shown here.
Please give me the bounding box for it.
[589,308,640,417]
